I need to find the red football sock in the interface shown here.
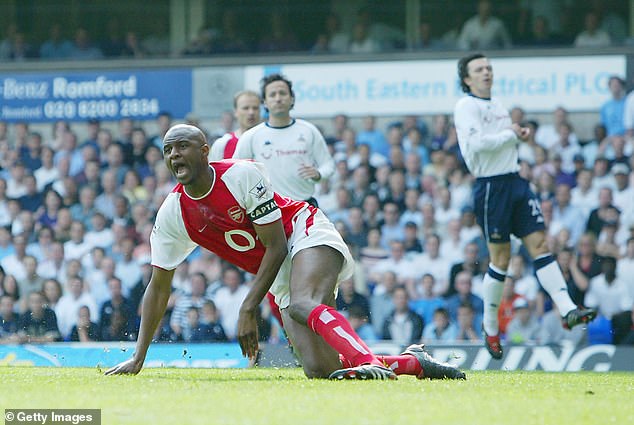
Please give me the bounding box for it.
[378,355,422,376]
[308,305,381,367]
[340,354,422,376]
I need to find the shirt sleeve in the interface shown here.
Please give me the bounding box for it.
[209,134,228,161]
[150,193,198,270]
[221,161,282,225]
[454,98,518,153]
[309,124,335,181]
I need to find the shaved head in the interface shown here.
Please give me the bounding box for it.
[163,124,207,146]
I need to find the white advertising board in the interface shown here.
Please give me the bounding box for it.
[244,56,626,117]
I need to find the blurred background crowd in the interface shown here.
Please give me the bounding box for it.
[0,0,633,351]
[0,90,633,348]
[0,0,631,62]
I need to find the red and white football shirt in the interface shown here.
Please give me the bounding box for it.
[209,132,239,161]
[150,159,308,273]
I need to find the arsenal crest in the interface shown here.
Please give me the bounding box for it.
[228,206,245,223]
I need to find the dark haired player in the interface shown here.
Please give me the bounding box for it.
[233,73,334,208]
[453,53,596,359]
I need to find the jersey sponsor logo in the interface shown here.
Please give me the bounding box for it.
[248,199,278,220]
[224,229,256,252]
[249,179,267,200]
[261,140,273,159]
[228,205,245,223]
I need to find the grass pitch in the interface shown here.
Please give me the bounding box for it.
[1,367,632,425]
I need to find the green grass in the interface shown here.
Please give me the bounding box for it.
[1,367,632,425]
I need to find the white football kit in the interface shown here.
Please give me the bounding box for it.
[233,119,335,201]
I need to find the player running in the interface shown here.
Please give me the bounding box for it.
[453,53,597,360]
[106,124,465,381]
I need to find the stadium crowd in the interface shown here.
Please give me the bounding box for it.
[1,70,634,349]
[0,0,630,61]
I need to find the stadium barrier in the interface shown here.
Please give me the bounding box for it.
[1,342,632,371]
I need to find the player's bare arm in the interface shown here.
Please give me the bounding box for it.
[237,219,288,359]
[105,267,175,375]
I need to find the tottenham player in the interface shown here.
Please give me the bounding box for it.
[453,53,596,359]
[233,74,334,207]
[106,124,464,380]
[209,90,262,161]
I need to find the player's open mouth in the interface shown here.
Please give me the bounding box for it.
[174,164,188,178]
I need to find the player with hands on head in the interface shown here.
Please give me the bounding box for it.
[453,53,596,360]
[106,124,465,381]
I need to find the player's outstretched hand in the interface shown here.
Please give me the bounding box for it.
[105,358,143,376]
[237,308,259,360]
[511,123,531,141]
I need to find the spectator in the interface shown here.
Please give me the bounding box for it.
[586,187,620,237]
[369,271,398,335]
[445,271,484,325]
[40,23,73,59]
[448,241,485,298]
[63,221,92,261]
[54,277,98,340]
[198,301,228,342]
[381,286,424,345]
[70,186,98,230]
[348,21,381,53]
[571,169,599,218]
[408,273,446,326]
[379,202,405,249]
[423,306,458,343]
[99,277,134,341]
[454,302,481,342]
[601,76,627,137]
[552,183,586,246]
[457,0,512,50]
[506,298,540,344]
[17,292,60,343]
[211,267,249,340]
[556,248,590,307]
[312,13,349,54]
[69,305,99,342]
[616,238,634,296]
[37,242,66,281]
[336,278,371,318]
[574,12,611,48]
[1,233,28,281]
[42,279,62,310]
[576,233,603,280]
[370,240,415,284]
[536,107,578,150]
[69,28,103,60]
[347,305,377,344]
[357,116,388,158]
[0,295,20,342]
[611,164,633,215]
[114,237,142,296]
[16,255,44,312]
[101,305,133,342]
[411,234,451,295]
[585,256,632,320]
